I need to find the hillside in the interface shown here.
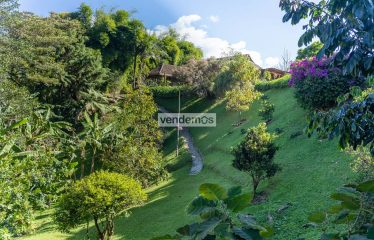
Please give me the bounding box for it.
[23,88,355,240]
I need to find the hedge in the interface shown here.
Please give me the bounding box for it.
[150,85,194,98]
[255,74,290,91]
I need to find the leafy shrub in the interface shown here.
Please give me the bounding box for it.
[155,183,273,239]
[307,86,374,156]
[150,85,194,98]
[55,171,147,240]
[259,100,275,122]
[255,74,290,91]
[346,146,374,180]
[308,179,374,239]
[232,123,280,195]
[289,57,364,110]
[262,70,272,81]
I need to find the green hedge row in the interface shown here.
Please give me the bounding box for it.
[255,74,291,91]
[150,85,194,98]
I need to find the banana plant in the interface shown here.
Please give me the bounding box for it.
[78,111,114,177]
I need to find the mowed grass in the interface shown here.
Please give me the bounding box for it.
[22,88,355,240]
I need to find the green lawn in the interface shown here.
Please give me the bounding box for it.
[22,88,355,240]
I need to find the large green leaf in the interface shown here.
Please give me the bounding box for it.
[237,214,266,231]
[225,193,251,212]
[228,186,242,197]
[308,211,326,223]
[196,217,222,239]
[233,227,263,240]
[199,183,227,201]
[331,193,360,210]
[187,196,215,215]
[357,180,374,193]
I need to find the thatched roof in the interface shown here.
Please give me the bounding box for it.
[148,64,181,78]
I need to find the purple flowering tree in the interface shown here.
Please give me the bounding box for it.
[289,57,363,110]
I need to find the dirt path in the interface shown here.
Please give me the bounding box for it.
[158,106,203,175]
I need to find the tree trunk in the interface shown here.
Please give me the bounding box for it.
[80,159,85,178]
[94,217,105,240]
[252,176,259,197]
[90,147,96,174]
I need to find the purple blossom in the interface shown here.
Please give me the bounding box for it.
[288,57,336,86]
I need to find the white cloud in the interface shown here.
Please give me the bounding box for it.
[264,57,280,68]
[153,14,265,67]
[209,15,220,23]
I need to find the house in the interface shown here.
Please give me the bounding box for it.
[148,64,182,81]
[148,54,286,82]
[263,68,287,79]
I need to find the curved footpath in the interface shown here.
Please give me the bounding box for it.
[158,106,203,175]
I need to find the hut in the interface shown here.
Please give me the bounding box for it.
[148,64,181,82]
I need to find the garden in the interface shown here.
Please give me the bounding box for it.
[0,0,373,240]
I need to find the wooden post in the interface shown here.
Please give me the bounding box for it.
[176,89,180,157]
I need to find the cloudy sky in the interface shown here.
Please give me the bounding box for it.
[19,0,306,68]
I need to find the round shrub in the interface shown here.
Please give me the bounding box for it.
[289,57,363,110]
[55,171,147,240]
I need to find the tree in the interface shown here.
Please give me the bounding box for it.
[7,14,108,123]
[103,86,167,187]
[280,0,374,76]
[155,183,273,239]
[259,97,275,122]
[0,110,76,238]
[174,58,221,97]
[55,171,147,240]
[214,53,261,97]
[307,86,374,156]
[278,48,291,71]
[226,83,261,122]
[296,41,323,60]
[232,123,280,196]
[281,0,374,155]
[177,40,203,64]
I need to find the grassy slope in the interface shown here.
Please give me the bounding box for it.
[22,88,355,240]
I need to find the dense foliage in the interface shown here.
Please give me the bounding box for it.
[289,57,364,110]
[282,0,374,155]
[0,109,76,237]
[308,179,374,239]
[258,97,275,122]
[255,74,290,91]
[307,87,374,156]
[296,41,323,60]
[55,171,147,240]
[174,58,221,97]
[232,123,280,195]
[214,54,261,118]
[0,1,180,237]
[280,0,374,76]
[155,183,273,239]
[7,14,108,123]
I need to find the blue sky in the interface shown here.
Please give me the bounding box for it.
[19,0,306,67]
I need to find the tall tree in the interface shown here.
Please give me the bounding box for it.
[6,14,108,123]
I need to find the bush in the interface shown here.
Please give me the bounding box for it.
[255,74,290,91]
[55,171,147,240]
[232,123,280,195]
[259,99,275,122]
[149,85,194,98]
[289,57,364,110]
